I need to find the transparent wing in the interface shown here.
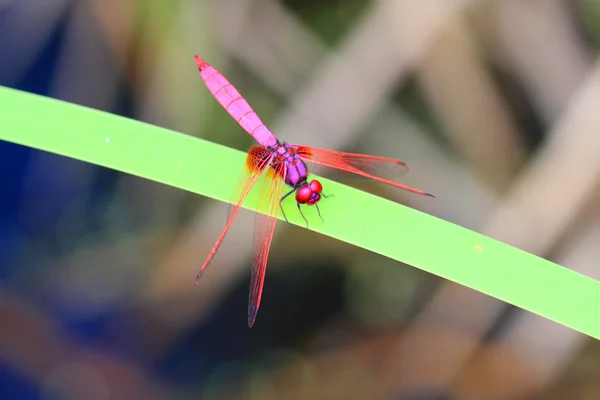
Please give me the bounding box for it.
[248,163,286,327]
[293,145,434,197]
[193,145,273,287]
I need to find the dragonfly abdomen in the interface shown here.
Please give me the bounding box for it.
[195,55,277,148]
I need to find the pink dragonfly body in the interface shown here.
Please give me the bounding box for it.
[194,55,434,327]
[197,60,278,148]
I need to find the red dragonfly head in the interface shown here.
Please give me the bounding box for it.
[295,180,323,205]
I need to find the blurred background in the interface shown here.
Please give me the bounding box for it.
[2,0,600,399]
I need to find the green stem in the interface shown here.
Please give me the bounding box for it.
[1,86,599,339]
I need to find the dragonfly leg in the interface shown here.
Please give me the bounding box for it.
[321,192,334,199]
[296,203,309,229]
[279,188,297,225]
[315,203,324,223]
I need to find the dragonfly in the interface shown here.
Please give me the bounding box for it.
[193,54,434,327]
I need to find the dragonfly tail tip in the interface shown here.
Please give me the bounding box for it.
[192,274,202,288]
[194,54,208,70]
[248,312,258,328]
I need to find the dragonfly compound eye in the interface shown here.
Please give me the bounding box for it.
[307,193,321,205]
[309,180,323,193]
[295,186,313,204]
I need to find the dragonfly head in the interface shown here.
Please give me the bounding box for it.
[295,180,323,205]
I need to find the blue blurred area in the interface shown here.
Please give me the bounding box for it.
[0,361,38,400]
[0,7,71,284]
[0,11,97,398]
[1,5,68,249]
[0,10,173,397]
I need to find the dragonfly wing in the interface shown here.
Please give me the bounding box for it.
[293,145,435,197]
[193,145,273,287]
[248,163,286,327]
[226,145,278,222]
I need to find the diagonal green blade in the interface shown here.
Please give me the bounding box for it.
[1,85,599,339]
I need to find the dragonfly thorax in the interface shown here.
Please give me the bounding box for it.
[270,142,309,188]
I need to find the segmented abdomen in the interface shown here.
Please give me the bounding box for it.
[199,64,277,148]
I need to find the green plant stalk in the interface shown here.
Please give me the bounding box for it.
[2,85,600,338]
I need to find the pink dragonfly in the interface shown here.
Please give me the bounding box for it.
[193,55,434,327]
